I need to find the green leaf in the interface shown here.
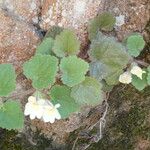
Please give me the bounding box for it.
[60,56,89,87]
[89,33,130,85]
[53,29,80,57]
[105,69,123,85]
[0,100,24,130]
[36,37,54,55]
[71,77,103,106]
[45,26,63,39]
[146,66,150,85]
[50,85,80,119]
[89,61,110,81]
[88,12,116,40]
[126,34,145,57]
[132,73,148,91]
[23,54,58,89]
[101,80,114,92]
[0,64,16,97]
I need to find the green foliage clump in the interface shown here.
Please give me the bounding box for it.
[23,29,90,118]
[71,77,103,106]
[89,32,130,85]
[60,56,89,87]
[50,85,80,119]
[0,100,24,130]
[23,54,58,89]
[88,12,116,40]
[0,64,16,97]
[53,29,80,57]
[126,34,145,57]
[0,64,24,130]
[0,11,148,128]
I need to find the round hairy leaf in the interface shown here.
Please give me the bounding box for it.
[23,54,58,89]
[105,69,123,85]
[0,64,16,96]
[0,100,24,130]
[60,56,89,87]
[147,66,150,85]
[71,77,103,106]
[90,33,130,65]
[132,72,148,91]
[89,33,130,85]
[90,61,110,81]
[36,37,54,55]
[127,34,145,57]
[53,29,80,57]
[88,12,116,40]
[50,85,80,119]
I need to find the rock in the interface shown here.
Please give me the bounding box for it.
[1,0,40,24]
[0,9,40,71]
[100,0,150,40]
[39,0,101,49]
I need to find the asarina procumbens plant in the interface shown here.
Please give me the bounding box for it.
[0,12,149,130]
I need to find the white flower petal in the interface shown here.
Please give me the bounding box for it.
[25,96,62,122]
[28,96,36,103]
[55,103,60,108]
[42,105,61,123]
[24,110,30,116]
[131,65,146,79]
[36,106,44,119]
[24,103,32,116]
[36,113,43,119]
[37,99,46,105]
[49,117,55,123]
[42,114,50,122]
[24,107,31,116]
[30,113,36,120]
[119,71,132,84]
[55,111,61,120]
[43,112,55,123]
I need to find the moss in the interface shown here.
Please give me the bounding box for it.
[0,129,52,150]
[68,85,150,150]
[88,86,150,150]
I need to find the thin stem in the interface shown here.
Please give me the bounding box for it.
[72,136,79,150]
[98,100,108,140]
[134,60,150,67]
[72,93,110,150]
[4,88,35,100]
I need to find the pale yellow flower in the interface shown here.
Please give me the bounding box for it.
[42,102,61,123]
[24,96,44,120]
[131,65,146,79]
[119,71,132,84]
[24,96,61,123]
